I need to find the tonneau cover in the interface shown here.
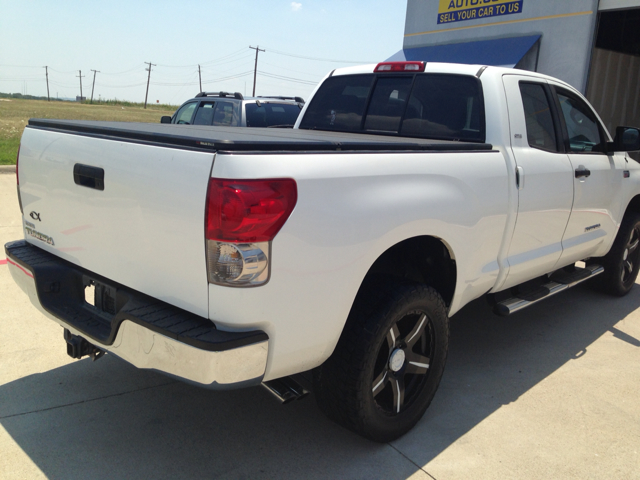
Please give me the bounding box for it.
[28,118,493,153]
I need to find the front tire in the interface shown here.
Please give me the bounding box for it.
[593,212,640,296]
[313,279,449,442]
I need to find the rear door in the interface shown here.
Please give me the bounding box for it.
[19,127,214,317]
[500,75,574,289]
[193,101,216,125]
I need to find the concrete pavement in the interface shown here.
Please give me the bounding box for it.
[1,172,639,479]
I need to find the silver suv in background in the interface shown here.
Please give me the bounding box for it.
[161,92,305,128]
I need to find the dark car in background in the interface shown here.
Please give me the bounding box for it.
[161,92,305,128]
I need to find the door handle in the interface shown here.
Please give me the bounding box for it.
[74,164,104,190]
[575,166,591,178]
[516,166,524,190]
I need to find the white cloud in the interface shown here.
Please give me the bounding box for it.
[291,2,302,11]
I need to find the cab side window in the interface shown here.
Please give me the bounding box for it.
[174,102,197,125]
[556,90,604,153]
[193,102,216,125]
[519,83,559,152]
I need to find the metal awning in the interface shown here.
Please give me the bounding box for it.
[387,35,541,69]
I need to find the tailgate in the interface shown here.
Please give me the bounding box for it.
[18,126,214,317]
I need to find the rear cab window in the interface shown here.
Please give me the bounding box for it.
[299,73,485,142]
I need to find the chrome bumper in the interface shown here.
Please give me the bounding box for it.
[5,240,268,389]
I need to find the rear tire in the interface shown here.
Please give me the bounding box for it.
[313,278,449,442]
[592,212,640,296]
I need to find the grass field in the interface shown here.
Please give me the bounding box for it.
[0,98,177,165]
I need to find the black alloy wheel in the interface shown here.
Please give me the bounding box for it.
[371,311,433,415]
[592,212,640,296]
[619,223,640,285]
[313,279,449,442]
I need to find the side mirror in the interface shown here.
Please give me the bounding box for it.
[612,126,640,152]
[160,116,172,124]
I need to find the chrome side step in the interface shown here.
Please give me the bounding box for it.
[494,264,604,316]
[262,376,310,404]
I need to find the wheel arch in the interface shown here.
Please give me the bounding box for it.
[355,235,457,308]
[624,194,640,218]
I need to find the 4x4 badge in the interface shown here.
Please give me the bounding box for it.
[30,211,41,222]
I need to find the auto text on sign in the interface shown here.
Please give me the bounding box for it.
[437,0,523,25]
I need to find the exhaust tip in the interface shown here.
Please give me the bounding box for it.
[262,377,309,404]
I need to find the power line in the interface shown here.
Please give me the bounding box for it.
[50,67,80,74]
[268,48,374,64]
[261,60,324,79]
[199,70,254,85]
[0,46,368,101]
[257,70,318,86]
[154,47,251,68]
[94,81,147,88]
[100,64,146,76]
[0,64,42,68]
[198,47,253,66]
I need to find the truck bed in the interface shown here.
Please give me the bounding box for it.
[27,119,493,153]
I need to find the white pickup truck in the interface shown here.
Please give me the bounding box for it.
[6,61,640,442]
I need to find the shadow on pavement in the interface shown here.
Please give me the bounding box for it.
[1,283,639,479]
[391,282,640,463]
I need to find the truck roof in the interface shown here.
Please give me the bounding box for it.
[330,62,574,90]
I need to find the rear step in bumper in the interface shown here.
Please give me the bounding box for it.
[5,240,268,389]
[494,264,604,316]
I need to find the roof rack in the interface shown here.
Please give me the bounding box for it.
[257,96,305,104]
[195,91,244,100]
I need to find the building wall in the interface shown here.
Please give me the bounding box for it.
[403,0,599,92]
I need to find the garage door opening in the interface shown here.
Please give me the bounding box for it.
[587,8,640,159]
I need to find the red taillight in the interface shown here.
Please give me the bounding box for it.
[16,144,23,214]
[16,144,20,185]
[205,178,297,243]
[374,61,426,73]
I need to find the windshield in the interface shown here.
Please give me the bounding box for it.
[299,73,485,142]
[245,103,302,127]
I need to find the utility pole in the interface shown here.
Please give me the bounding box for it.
[76,70,85,101]
[144,62,156,109]
[43,66,50,101]
[249,45,265,96]
[90,69,100,104]
[198,64,202,93]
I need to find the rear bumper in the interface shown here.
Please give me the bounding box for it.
[4,240,269,389]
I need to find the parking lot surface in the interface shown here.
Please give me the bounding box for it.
[1,169,639,479]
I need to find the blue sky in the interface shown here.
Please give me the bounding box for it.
[0,0,408,104]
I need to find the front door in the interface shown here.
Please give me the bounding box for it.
[549,84,623,265]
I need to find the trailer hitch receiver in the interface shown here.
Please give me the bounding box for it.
[64,329,106,361]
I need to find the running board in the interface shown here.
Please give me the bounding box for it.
[493,264,604,316]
